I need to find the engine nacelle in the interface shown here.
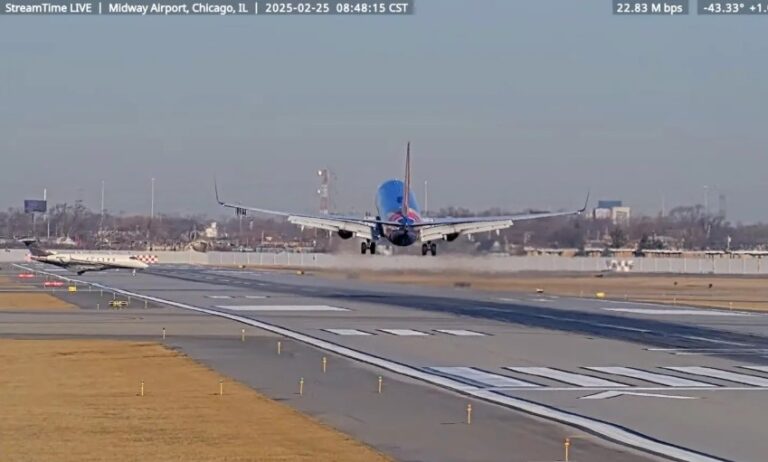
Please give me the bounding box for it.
[444,233,460,242]
[337,230,354,240]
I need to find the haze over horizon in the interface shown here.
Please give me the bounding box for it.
[2,2,765,222]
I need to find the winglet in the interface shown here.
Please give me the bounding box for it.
[214,177,224,205]
[579,190,591,214]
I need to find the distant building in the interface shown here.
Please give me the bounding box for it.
[598,200,623,209]
[593,200,631,226]
[612,206,631,226]
[594,208,612,220]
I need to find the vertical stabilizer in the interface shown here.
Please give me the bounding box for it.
[402,142,411,217]
[20,238,53,257]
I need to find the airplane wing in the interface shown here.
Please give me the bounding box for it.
[415,194,589,243]
[215,182,399,240]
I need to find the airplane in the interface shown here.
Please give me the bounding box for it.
[216,143,589,256]
[20,239,151,275]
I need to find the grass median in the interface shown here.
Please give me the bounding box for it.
[0,339,391,462]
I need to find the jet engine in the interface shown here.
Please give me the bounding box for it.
[337,230,354,240]
[444,233,460,242]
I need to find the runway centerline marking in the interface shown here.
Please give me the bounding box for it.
[216,305,350,312]
[505,367,629,388]
[206,295,233,299]
[681,336,750,347]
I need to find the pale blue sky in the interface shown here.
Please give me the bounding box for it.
[1,1,765,221]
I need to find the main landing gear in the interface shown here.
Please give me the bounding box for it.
[361,241,377,255]
[421,242,437,256]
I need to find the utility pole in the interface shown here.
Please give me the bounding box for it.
[99,180,105,234]
[44,188,50,239]
[148,177,155,250]
[317,169,330,215]
[703,185,709,215]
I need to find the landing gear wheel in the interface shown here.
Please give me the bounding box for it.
[361,242,368,255]
[370,242,377,255]
[421,243,429,256]
[430,243,437,256]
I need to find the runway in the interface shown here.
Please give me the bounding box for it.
[16,263,768,462]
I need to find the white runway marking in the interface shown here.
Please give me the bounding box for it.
[206,295,233,299]
[586,367,715,387]
[427,367,539,388]
[323,329,372,336]
[740,366,768,374]
[379,329,429,336]
[216,305,350,312]
[435,329,486,337]
[664,366,768,387]
[681,336,749,346]
[604,308,752,316]
[244,295,269,299]
[506,367,628,387]
[581,391,698,401]
[592,323,651,333]
[647,348,768,356]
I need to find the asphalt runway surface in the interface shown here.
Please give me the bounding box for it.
[11,263,768,462]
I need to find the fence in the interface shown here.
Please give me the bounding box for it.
[2,248,767,275]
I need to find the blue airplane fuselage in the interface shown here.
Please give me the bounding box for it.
[376,180,422,246]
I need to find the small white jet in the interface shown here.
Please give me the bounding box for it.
[21,239,150,275]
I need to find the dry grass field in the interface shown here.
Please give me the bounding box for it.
[0,339,391,462]
[0,292,75,311]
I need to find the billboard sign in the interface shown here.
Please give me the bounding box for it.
[24,200,47,213]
